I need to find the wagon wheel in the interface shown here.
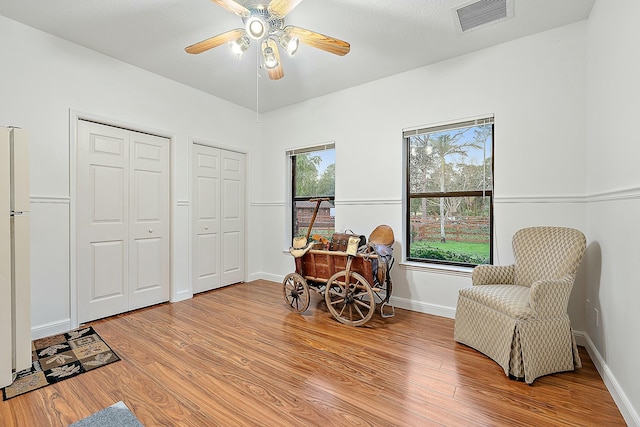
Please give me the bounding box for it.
[324,271,375,326]
[282,273,310,313]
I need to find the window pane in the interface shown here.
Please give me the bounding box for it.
[408,124,492,194]
[293,200,335,239]
[409,196,491,265]
[294,150,335,198]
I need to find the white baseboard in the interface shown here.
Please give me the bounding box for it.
[389,296,456,319]
[572,329,588,347]
[248,272,284,283]
[31,319,72,340]
[250,275,459,319]
[580,332,639,427]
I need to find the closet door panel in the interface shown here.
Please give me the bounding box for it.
[77,121,129,322]
[220,150,245,286]
[192,145,221,293]
[129,132,170,310]
[196,233,218,278]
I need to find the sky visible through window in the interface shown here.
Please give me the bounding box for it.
[431,126,492,169]
[315,149,334,174]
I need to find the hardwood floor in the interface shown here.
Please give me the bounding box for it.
[0,280,625,426]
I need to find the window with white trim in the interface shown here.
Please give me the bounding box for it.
[404,116,494,266]
[288,144,335,240]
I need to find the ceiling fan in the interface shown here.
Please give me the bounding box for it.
[185,0,350,80]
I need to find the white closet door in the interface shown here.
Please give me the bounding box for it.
[128,132,170,310]
[78,121,130,322]
[192,144,221,293]
[78,121,170,323]
[220,150,245,286]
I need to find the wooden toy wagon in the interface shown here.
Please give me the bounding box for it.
[283,198,395,326]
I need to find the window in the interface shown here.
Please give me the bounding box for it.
[289,144,335,240]
[404,117,493,267]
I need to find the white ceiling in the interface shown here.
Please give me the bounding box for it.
[0,0,594,113]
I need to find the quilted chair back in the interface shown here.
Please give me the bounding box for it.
[512,227,586,287]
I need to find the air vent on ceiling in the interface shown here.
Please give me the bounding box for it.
[455,0,510,32]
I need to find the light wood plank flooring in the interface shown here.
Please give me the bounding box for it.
[0,280,625,426]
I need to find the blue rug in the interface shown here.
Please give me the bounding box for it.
[69,401,143,427]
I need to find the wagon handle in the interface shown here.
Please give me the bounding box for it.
[306,198,330,241]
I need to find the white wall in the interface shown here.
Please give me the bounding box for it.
[586,0,640,424]
[0,15,262,338]
[259,22,588,324]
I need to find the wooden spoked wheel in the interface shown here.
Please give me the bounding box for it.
[282,273,310,313]
[324,271,375,326]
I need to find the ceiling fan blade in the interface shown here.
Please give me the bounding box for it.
[210,0,250,17]
[185,28,245,54]
[268,0,304,18]
[265,39,284,80]
[285,26,350,56]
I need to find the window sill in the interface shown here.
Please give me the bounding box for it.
[398,260,473,277]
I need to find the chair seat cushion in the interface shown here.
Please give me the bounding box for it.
[459,284,533,319]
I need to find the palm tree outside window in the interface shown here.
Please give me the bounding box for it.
[404,116,494,267]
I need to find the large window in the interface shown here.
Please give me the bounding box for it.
[289,144,335,240]
[405,117,493,267]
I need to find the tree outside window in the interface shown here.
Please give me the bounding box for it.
[405,117,493,266]
[291,146,335,239]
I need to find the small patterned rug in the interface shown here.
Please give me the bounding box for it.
[1,326,120,400]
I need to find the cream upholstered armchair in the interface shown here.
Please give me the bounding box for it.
[454,226,586,384]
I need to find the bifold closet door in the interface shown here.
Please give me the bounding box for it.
[192,144,221,293]
[128,131,170,310]
[77,120,169,323]
[192,144,245,294]
[220,149,245,286]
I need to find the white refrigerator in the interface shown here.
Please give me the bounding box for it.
[0,127,31,388]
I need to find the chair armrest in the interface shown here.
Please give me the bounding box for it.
[472,264,515,285]
[529,275,573,318]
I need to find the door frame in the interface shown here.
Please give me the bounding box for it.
[189,138,248,296]
[69,110,175,329]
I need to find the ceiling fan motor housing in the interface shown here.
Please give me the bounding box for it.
[243,5,285,40]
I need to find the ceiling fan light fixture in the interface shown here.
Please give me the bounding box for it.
[262,43,279,69]
[280,33,299,56]
[229,36,250,58]
[246,15,267,40]
[185,0,351,82]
